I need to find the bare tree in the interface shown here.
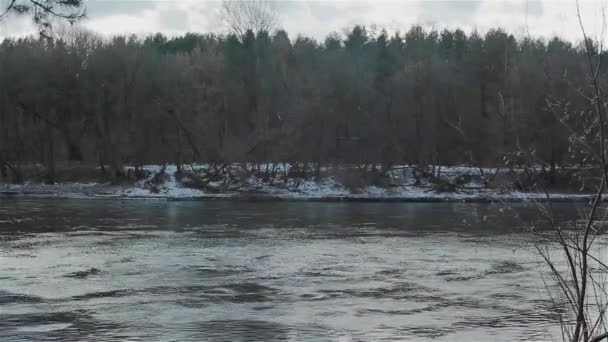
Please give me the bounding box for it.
[0,0,85,38]
[221,0,277,36]
[522,2,608,341]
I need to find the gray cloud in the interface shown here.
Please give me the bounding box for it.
[156,5,191,32]
[491,0,543,17]
[419,0,482,18]
[85,0,158,18]
[0,0,600,43]
[526,0,544,17]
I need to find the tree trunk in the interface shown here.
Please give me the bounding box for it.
[66,139,83,162]
[45,123,56,185]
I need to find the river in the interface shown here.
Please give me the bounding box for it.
[0,198,581,341]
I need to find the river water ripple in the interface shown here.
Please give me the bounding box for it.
[0,199,581,341]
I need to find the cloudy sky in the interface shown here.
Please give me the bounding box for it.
[1,0,607,42]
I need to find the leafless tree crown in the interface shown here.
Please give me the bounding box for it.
[221,0,277,36]
[1,0,85,39]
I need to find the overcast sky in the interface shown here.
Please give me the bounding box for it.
[1,0,607,42]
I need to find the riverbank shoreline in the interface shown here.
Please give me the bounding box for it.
[0,164,596,203]
[0,188,594,203]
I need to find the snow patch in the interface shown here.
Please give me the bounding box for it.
[123,165,206,198]
[1,163,597,202]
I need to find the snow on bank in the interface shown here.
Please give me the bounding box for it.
[122,165,207,198]
[0,164,596,202]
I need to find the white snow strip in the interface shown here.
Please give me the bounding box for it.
[1,164,597,201]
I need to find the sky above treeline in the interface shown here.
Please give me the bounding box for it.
[0,0,606,43]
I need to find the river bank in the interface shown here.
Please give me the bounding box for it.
[0,164,595,202]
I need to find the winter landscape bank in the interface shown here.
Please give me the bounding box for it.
[0,164,596,202]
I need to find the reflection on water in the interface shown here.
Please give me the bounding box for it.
[0,199,580,341]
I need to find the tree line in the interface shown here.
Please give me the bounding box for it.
[0,25,598,183]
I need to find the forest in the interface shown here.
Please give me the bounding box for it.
[0,24,599,184]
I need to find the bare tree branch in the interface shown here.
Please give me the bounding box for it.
[221,0,277,37]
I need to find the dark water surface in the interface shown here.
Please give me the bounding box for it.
[0,199,580,341]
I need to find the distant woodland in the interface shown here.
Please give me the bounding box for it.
[0,25,601,183]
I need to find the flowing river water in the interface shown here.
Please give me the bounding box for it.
[0,198,585,341]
